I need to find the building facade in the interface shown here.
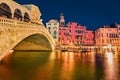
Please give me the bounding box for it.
[116,24,120,50]
[84,30,94,45]
[116,24,120,40]
[95,26,119,46]
[59,22,94,46]
[46,13,95,51]
[95,26,119,51]
[46,19,59,42]
[59,26,70,45]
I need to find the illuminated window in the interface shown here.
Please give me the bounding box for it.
[102,39,104,43]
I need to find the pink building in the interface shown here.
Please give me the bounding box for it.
[59,22,94,46]
[84,30,94,45]
[59,26,70,45]
[66,22,86,45]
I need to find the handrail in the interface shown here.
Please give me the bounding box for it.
[0,17,44,28]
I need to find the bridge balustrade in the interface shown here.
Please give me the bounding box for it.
[0,17,44,28]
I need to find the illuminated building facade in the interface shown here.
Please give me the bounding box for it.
[116,24,120,51]
[46,13,95,46]
[95,26,119,51]
[46,19,59,42]
[59,22,94,46]
[95,26,119,46]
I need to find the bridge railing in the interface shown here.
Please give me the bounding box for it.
[0,17,44,28]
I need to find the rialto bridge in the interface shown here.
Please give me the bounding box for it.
[0,0,56,61]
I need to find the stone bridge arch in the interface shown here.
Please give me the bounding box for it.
[9,31,55,50]
[13,32,55,51]
[0,19,55,61]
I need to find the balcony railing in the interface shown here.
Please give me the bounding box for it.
[0,17,44,28]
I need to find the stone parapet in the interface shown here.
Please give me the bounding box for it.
[0,17,43,28]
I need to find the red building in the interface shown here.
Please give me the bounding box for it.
[84,30,94,45]
[59,22,94,46]
[59,26,70,45]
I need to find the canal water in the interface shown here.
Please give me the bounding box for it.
[0,51,120,80]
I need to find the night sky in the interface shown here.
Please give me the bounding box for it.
[14,0,120,30]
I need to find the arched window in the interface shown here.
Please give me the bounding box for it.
[54,36,57,39]
[0,3,12,18]
[54,31,57,35]
[48,27,50,30]
[14,9,22,21]
[24,12,30,22]
[54,26,57,29]
[54,31,57,39]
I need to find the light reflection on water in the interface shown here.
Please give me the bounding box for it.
[104,52,119,80]
[0,51,120,80]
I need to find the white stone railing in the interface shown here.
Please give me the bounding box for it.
[0,17,44,28]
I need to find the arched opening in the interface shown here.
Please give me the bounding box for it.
[0,3,12,18]
[14,34,52,51]
[24,12,30,22]
[14,9,22,21]
[54,31,57,39]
